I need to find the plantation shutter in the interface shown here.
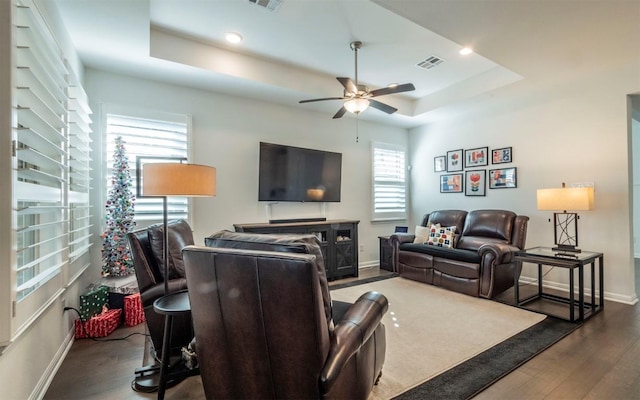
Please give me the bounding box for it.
[371,142,408,221]
[105,114,189,222]
[15,1,69,303]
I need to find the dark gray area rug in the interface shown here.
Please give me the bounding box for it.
[393,316,579,400]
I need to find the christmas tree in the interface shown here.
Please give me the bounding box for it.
[101,136,136,277]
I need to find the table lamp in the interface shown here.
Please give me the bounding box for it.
[536,183,594,253]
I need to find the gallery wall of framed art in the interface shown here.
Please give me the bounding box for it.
[434,146,516,196]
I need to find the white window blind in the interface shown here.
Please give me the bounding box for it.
[15,1,69,302]
[371,142,408,221]
[105,114,189,222]
[67,78,93,265]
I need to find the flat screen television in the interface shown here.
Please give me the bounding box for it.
[259,142,342,202]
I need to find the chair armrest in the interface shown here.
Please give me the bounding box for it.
[140,278,188,307]
[478,243,520,264]
[320,291,388,393]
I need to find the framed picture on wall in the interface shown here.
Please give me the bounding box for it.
[489,167,517,189]
[434,156,446,172]
[440,173,463,193]
[465,170,486,196]
[492,147,512,164]
[446,149,463,172]
[464,147,488,168]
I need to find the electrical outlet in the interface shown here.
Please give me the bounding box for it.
[359,244,364,252]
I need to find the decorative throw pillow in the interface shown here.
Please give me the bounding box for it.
[427,225,456,248]
[413,225,433,243]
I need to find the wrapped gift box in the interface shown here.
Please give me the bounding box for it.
[124,293,145,327]
[79,285,109,320]
[74,308,122,339]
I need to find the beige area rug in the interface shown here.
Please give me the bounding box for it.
[330,277,546,400]
[149,276,544,400]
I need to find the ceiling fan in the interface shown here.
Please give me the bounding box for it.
[299,41,415,119]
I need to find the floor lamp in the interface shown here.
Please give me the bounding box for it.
[134,158,216,392]
[537,183,594,254]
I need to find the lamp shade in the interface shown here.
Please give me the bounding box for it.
[536,187,594,211]
[143,163,216,197]
[344,98,370,114]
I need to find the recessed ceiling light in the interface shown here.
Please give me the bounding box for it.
[225,32,243,44]
[459,47,473,55]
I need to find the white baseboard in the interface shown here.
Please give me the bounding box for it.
[30,328,75,400]
[518,276,639,305]
[359,260,379,269]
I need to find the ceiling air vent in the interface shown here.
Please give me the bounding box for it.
[247,0,283,12]
[416,55,445,70]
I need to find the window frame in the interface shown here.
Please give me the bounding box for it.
[370,142,409,222]
[101,104,193,229]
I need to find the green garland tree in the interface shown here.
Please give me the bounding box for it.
[101,136,136,277]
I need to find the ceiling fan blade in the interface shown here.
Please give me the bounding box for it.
[369,99,398,114]
[337,77,357,95]
[299,97,345,104]
[332,106,347,119]
[369,83,416,98]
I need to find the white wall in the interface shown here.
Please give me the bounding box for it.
[84,69,410,268]
[409,63,640,304]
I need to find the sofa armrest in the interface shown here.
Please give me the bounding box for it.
[390,233,415,246]
[478,243,521,298]
[320,291,388,393]
[478,243,520,264]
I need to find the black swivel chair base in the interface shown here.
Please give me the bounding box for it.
[132,360,194,393]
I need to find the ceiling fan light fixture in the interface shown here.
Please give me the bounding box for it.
[344,98,370,114]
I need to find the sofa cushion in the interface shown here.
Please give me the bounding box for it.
[461,210,516,241]
[399,243,481,264]
[424,210,467,247]
[148,219,195,279]
[427,225,456,248]
[413,225,431,243]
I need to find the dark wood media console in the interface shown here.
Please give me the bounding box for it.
[233,219,359,280]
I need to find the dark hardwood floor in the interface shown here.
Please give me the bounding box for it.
[45,267,640,400]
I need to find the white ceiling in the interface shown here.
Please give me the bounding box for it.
[50,0,640,129]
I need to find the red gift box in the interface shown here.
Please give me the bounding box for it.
[124,293,145,327]
[75,308,122,339]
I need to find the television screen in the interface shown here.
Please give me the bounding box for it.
[259,142,342,202]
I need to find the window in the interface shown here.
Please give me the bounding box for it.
[6,0,93,341]
[105,113,190,222]
[371,142,408,221]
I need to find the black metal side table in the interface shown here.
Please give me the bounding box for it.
[514,247,604,322]
[153,290,198,399]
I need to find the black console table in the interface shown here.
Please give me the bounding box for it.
[234,219,359,280]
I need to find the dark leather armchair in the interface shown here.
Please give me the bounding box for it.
[127,219,195,357]
[186,230,388,399]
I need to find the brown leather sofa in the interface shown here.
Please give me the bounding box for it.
[390,209,529,298]
[189,230,388,399]
[127,219,195,357]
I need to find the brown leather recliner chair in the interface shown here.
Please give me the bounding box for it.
[186,230,388,399]
[127,219,195,357]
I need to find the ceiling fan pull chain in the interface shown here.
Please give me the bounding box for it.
[356,114,359,143]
